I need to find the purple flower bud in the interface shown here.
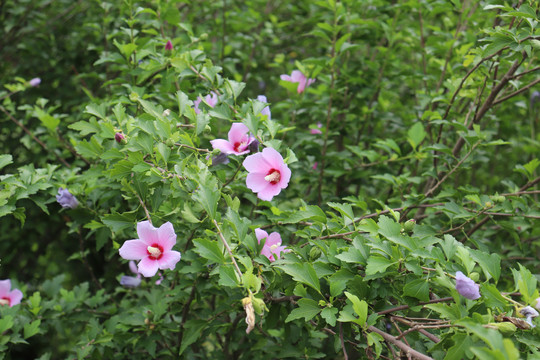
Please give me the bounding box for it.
[257,95,271,120]
[155,272,164,285]
[210,152,230,166]
[56,188,79,209]
[165,40,173,51]
[531,91,540,105]
[248,139,260,154]
[455,271,481,300]
[120,276,142,288]
[115,132,125,143]
[29,78,41,87]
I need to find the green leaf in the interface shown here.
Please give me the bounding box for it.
[193,238,225,264]
[285,298,321,322]
[193,177,220,220]
[242,272,262,293]
[445,333,474,360]
[320,307,338,327]
[470,249,500,282]
[0,316,13,333]
[101,211,137,232]
[0,154,13,170]
[365,256,395,276]
[345,292,368,326]
[84,103,107,120]
[218,265,239,287]
[403,279,430,302]
[23,319,41,339]
[276,263,321,293]
[283,205,327,224]
[408,122,426,150]
[179,320,207,355]
[224,79,246,100]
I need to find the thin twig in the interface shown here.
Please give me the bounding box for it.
[213,220,243,281]
[368,326,434,360]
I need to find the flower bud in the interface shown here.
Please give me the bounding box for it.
[115,132,126,143]
[248,139,260,153]
[469,272,480,282]
[403,219,416,232]
[162,109,171,117]
[165,40,173,51]
[29,78,41,87]
[486,322,517,335]
[309,247,322,260]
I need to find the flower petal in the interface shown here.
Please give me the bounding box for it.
[290,70,304,82]
[297,78,306,93]
[120,276,141,287]
[137,221,159,245]
[277,163,292,188]
[156,222,177,251]
[246,172,271,193]
[119,239,148,260]
[137,257,160,277]
[257,183,282,201]
[9,289,23,306]
[261,147,285,170]
[255,228,269,244]
[210,139,235,154]
[243,152,268,173]
[129,260,139,275]
[0,280,11,297]
[157,251,181,271]
[228,123,250,144]
[280,74,293,82]
[266,232,282,247]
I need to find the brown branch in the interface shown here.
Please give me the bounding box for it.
[492,78,540,106]
[1,105,71,168]
[378,297,454,316]
[368,326,434,360]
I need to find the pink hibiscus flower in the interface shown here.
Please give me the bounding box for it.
[280,70,315,94]
[119,221,181,278]
[210,123,255,156]
[255,228,287,262]
[243,147,291,201]
[194,92,218,114]
[0,279,23,307]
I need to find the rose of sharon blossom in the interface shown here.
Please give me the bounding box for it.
[280,70,315,94]
[56,188,79,209]
[165,40,173,50]
[119,221,181,277]
[243,147,291,201]
[29,78,41,87]
[455,271,481,300]
[210,123,255,156]
[194,92,218,114]
[0,279,23,307]
[255,229,287,262]
[257,95,271,120]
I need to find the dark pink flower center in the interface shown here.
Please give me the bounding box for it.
[264,169,281,184]
[0,297,10,306]
[233,141,246,153]
[147,244,164,260]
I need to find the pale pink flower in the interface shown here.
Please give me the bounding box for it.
[243,147,291,201]
[119,221,181,278]
[257,95,271,119]
[210,123,255,156]
[0,279,23,307]
[455,271,481,300]
[280,70,315,93]
[165,40,173,50]
[255,229,287,262]
[194,92,218,114]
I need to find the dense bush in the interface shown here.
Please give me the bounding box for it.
[1,0,539,359]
